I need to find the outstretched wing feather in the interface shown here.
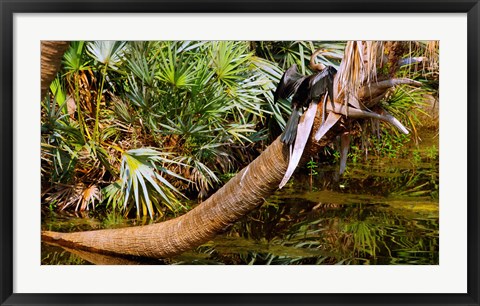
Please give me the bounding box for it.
[274,64,305,102]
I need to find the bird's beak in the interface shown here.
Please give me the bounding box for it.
[320,49,330,56]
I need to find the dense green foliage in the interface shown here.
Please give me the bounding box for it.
[41,41,438,219]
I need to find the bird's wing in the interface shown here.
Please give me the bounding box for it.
[327,70,335,105]
[308,68,335,102]
[290,75,312,107]
[274,64,305,102]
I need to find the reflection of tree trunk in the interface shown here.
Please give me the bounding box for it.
[45,241,157,265]
[42,41,413,259]
[41,41,70,99]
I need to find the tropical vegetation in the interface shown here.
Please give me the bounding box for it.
[41,40,439,222]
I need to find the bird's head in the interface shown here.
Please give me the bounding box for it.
[310,48,329,72]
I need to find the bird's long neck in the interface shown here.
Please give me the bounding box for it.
[310,49,326,72]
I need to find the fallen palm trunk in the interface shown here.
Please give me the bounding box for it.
[42,128,334,259]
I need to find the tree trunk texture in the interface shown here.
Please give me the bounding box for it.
[41,41,70,99]
[42,118,340,258]
[42,41,412,259]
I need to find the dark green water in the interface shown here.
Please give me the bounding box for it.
[41,149,439,265]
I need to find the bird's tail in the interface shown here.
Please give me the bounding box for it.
[281,108,301,145]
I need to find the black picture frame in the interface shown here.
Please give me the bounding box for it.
[1,1,479,305]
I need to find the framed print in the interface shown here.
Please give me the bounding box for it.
[1,1,479,305]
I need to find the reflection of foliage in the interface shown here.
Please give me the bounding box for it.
[42,248,87,265]
[344,219,380,257]
[169,201,438,265]
[179,154,438,265]
[332,144,439,200]
[42,155,439,265]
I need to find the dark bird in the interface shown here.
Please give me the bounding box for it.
[274,63,337,145]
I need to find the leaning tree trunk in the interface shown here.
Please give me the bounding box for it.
[41,41,70,99]
[42,125,337,258]
[42,41,416,259]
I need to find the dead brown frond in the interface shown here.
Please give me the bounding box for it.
[46,183,102,212]
[65,69,97,117]
[46,183,82,211]
[44,183,78,210]
[426,41,439,65]
[424,41,439,78]
[76,184,102,211]
[335,41,383,108]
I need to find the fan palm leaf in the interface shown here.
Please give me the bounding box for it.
[87,41,127,70]
[119,148,189,217]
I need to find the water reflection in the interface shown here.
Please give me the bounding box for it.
[42,156,439,265]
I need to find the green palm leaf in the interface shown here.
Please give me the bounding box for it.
[63,41,90,73]
[119,148,188,217]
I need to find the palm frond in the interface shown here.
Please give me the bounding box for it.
[87,41,127,70]
[63,41,90,73]
[335,41,382,105]
[210,41,251,89]
[119,148,188,217]
[156,42,195,88]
